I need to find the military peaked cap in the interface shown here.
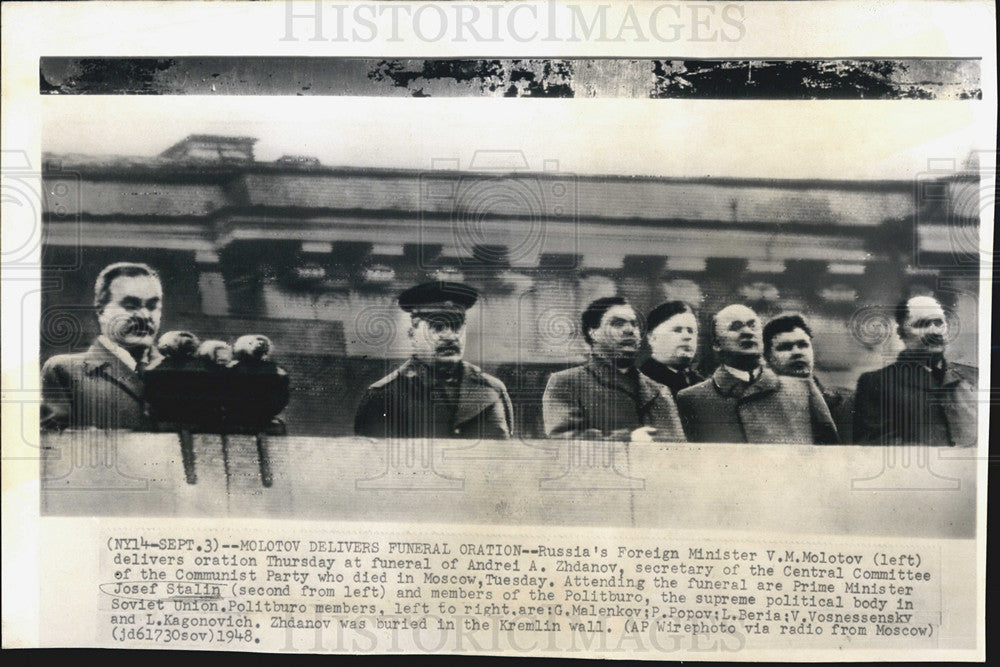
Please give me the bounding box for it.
[398,281,479,313]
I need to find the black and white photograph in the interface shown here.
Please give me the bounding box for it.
[34,57,986,534]
[2,0,993,658]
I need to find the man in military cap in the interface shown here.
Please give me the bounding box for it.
[353,281,514,439]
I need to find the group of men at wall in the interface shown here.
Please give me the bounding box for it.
[42,262,978,447]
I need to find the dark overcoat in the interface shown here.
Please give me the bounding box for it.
[542,358,686,441]
[354,359,514,439]
[815,377,855,445]
[676,366,839,444]
[853,355,977,447]
[639,358,704,398]
[41,340,159,431]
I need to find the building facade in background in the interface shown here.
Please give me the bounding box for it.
[40,135,980,437]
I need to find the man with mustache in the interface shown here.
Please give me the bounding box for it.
[676,304,838,444]
[763,312,855,442]
[41,262,163,430]
[542,296,685,441]
[354,281,514,439]
[640,301,704,398]
[853,294,977,446]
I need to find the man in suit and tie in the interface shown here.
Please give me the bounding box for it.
[542,296,686,442]
[354,281,514,439]
[41,262,164,430]
[676,304,838,444]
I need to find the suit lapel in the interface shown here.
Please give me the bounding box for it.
[82,342,144,403]
[586,358,640,400]
[398,358,428,385]
[711,366,744,397]
[740,367,780,402]
[393,358,429,416]
[891,352,958,390]
[711,365,779,401]
[890,360,932,390]
[637,374,665,409]
[805,377,840,444]
[453,363,501,427]
[941,363,970,387]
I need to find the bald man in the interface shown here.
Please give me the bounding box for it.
[853,294,977,446]
[676,304,838,444]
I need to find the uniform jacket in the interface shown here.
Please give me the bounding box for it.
[676,365,839,444]
[853,353,977,447]
[354,358,514,439]
[542,357,686,441]
[639,358,704,398]
[41,340,159,431]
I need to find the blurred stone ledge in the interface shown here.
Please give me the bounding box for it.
[40,432,976,539]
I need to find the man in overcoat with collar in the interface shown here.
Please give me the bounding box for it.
[41,262,164,430]
[762,312,855,442]
[542,296,686,442]
[853,294,977,447]
[639,300,704,397]
[353,281,514,439]
[676,304,839,444]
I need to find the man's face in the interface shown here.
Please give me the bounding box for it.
[97,274,162,351]
[899,296,948,354]
[768,327,814,377]
[648,311,698,368]
[713,304,762,358]
[590,304,640,361]
[409,312,466,363]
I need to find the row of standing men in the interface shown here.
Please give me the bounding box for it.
[353,281,978,446]
[39,264,977,446]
